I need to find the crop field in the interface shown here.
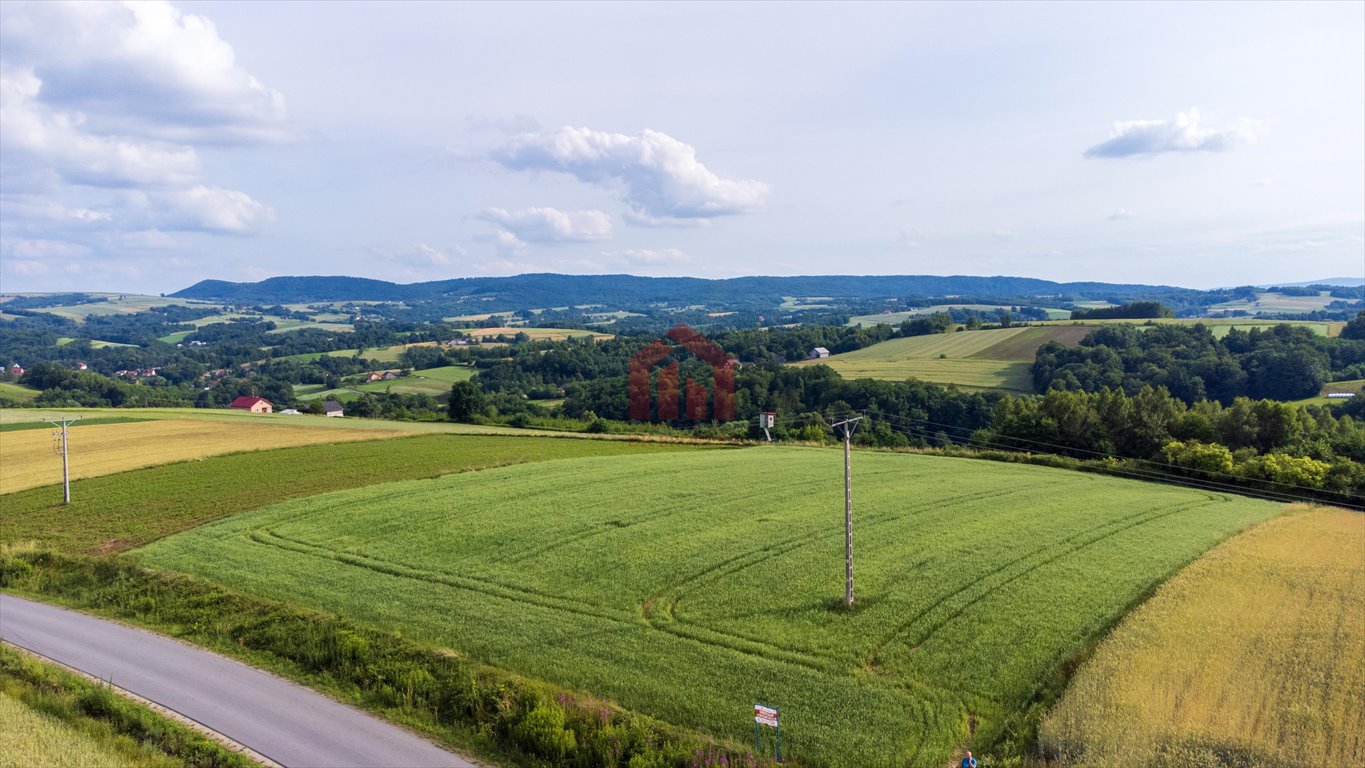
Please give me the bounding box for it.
[849,306,1070,326]
[293,365,477,402]
[0,419,406,493]
[277,341,438,363]
[465,326,613,342]
[136,447,1280,766]
[1,434,707,554]
[0,690,161,768]
[794,326,1090,392]
[1038,317,1343,337]
[1207,291,1338,315]
[26,294,225,322]
[1042,506,1364,767]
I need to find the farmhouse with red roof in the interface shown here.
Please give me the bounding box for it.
[229,396,273,414]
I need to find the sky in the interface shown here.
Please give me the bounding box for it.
[1,0,1362,294]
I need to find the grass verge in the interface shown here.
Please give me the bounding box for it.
[1,550,775,768]
[0,643,257,768]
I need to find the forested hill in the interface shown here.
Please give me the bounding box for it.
[173,273,1187,307]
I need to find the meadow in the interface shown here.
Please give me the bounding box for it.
[1206,291,1338,315]
[465,326,614,341]
[848,305,1070,326]
[0,434,711,554]
[294,365,476,401]
[1041,506,1364,767]
[276,341,439,363]
[0,381,39,401]
[135,447,1281,766]
[795,325,1091,392]
[0,418,406,493]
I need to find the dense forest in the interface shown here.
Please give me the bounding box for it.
[1033,316,1365,403]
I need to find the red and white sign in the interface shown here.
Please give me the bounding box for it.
[754,704,779,727]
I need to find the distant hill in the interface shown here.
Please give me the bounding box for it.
[173,273,1190,308]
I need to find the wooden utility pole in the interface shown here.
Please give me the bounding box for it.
[47,416,79,504]
[831,416,862,606]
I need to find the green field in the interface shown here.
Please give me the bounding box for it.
[0,381,39,401]
[1,434,707,554]
[22,294,224,322]
[849,306,1070,326]
[277,342,437,364]
[1207,291,1338,315]
[293,365,477,402]
[1291,378,1365,407]
[1037,317,1342,337]
[796,326,1092,392]
[136,447,1280,766]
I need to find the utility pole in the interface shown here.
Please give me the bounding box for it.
[831,416,862,606]
[47,416,79,504]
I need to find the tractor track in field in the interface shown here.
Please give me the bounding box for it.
[869,496,1230,668]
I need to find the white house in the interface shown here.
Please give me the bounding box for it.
[809,347,830,359]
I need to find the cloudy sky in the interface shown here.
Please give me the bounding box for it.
[1,0,1362,293]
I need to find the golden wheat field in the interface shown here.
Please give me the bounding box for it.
[0,420,404,494]
[1041,505,1365,767]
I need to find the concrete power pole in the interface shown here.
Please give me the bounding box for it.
[47,416,79,504]
[831,416,862,606]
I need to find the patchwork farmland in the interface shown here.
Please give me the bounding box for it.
[134,447,1280,766]
[1043,506,1365,765]
[794,325,1092,392]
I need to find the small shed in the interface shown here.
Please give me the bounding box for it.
[323,400,345,417]
[809,347,830,359]
[229,396,273,414]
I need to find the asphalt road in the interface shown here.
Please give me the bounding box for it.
[0,593,475,768]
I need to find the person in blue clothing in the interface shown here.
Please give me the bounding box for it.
[960,750,977,768]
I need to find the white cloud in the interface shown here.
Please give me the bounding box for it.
[615,248,689,266]
[8,238,91,259]
[1107,208,1136,220]
[478,207,613,244]
[1084,109,1259,158]
[158,185,274,234]
[0,1,291,144]
[492,127,769,224]
[992,230,1017,240]
[0,1,286,283]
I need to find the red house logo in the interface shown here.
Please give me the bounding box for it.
[628,324,735,422]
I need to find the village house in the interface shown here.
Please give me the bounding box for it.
[323,400,345,417]
[8,363,24,378]
[809,347,830,359]
[229,396,273,414]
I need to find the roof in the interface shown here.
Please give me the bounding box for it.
[812,347,830,354]
[322,400,345,412]
[230,396,271,408]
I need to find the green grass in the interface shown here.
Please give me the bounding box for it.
[0,434,712,555]
[1207,291,1338,315]
[135,448,1281,766]
[795,326,1091,392]
[1038,317,1343,337]
[1290,378,1365,407]
[28,294,225,323]
[0,381,40,401]
[0,416,151,432]
[298,365,480,401]
[0,646,252,768]
[849,306,1070,326]
[156,330,193,344]
[276,342,434,363]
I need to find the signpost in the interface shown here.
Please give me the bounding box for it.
[754,703,781,761]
